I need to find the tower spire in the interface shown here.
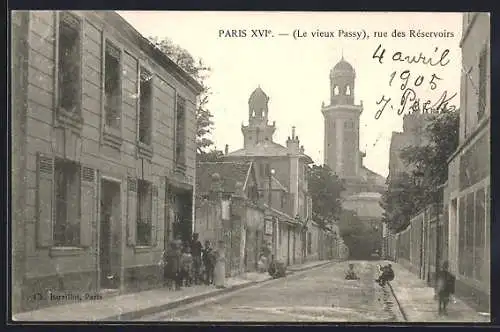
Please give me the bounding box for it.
[341,49,344,60]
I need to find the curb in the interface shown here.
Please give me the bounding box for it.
[387,282,408,322]
[102,260,335,321]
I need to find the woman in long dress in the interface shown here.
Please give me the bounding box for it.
[213,240,226,288]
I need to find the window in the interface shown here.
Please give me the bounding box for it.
[54,159,81,246]
[137,179,152,246]
[58,12,81,113]
[474,188,485,281]
[458,196,466,276]
[465,192,475,278]
[478,46,487,120]
[139,68,153,145]
[280,193,285,209]
[104,41,121,129]
[175,95,186,166]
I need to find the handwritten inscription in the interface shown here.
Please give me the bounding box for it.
[372,44,457,119]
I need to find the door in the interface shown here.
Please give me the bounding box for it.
[292,229,296,264]
[100,180,121,290]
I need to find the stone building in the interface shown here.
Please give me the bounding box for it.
[445,12,490,312]
[11,11,202,312]
[321,58,387,254]
[194,161,265,276]
[223,87,317,265]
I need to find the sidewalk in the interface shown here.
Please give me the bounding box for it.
[13,260,332,322]
[386,261,490,323]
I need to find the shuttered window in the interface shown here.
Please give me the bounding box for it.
[36,154,95,248]
[139,68,153,145]
[104,41,121,129]
[58,11,81,113]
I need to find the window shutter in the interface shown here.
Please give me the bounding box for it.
[37,153,54,248]
[80,166,96,247]
[151,184,159,246]
[127,177,137,246]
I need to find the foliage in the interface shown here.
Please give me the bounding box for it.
[149,36,215,155]
[306,164,344,227]
[380,172,424,232]
[381,110,459,232]
[338,210,382,259]
[197,149,225,162]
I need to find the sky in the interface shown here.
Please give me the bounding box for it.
[118,11,463,177]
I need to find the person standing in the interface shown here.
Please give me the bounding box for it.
[202,240,216,285]
[191,233,203,285]
[436,261,456,316]
[164,241,181,290]
[213,240,226,289]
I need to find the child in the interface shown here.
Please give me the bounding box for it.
[345,263,359,280]
[180,245,194,287]
[435,261,455,316]
[375,264,395,286]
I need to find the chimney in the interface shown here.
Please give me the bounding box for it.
[286,126,300,154]
[225,144,229,155]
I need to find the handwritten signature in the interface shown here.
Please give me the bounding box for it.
[375,89,457,119]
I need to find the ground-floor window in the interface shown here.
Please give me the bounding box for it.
[307,232,312,255]
[457,183,489,282]
[54,158,81,246]
[137,179,152,246]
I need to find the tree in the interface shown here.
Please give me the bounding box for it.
[338,210,380,259]
[307,164,344,227]
[197,149,225,162]
[381,109,460,232]
[380,172,424,232]
[149,36,216,156]
[399,110,460,203]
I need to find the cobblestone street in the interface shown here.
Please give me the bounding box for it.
[138,261,401,322]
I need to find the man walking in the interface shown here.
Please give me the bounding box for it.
[436,261,455,316]
[191,233,203,285]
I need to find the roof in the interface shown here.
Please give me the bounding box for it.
[360,166,387,187]
[332,58,355,74]
[227,141,313,163]
[196,161,253,194]
[249,87,269,104]
[104,12,204,94]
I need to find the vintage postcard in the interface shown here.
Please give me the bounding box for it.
[11,10,491,323]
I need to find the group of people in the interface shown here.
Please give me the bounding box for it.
[162,233,227,290]
[343,262,395,284]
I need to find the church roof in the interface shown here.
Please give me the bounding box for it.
[332,58,355,73]
[226,141,313,163]
[196,161,254,194]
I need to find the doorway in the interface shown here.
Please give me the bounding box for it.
[100,179,121,290]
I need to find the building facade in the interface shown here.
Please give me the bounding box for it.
[445,12,490,312]
[224,87,317,265]
[194,161,265,276]
[12,10,202,312]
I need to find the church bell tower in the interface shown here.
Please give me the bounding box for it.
[242,86,276,148]
[321,57,363,178]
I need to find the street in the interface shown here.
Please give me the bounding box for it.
[138,261,403,322]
